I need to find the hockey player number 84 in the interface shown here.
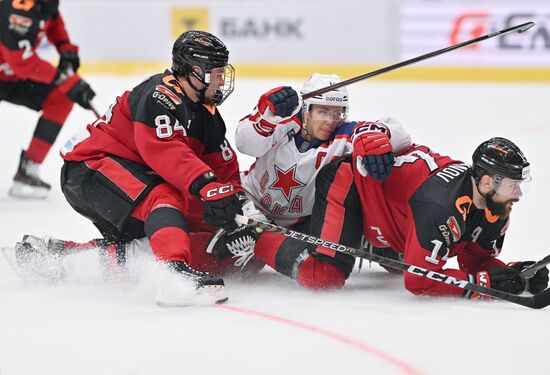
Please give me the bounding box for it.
[155,115,186,139]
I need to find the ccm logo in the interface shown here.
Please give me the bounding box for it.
[205,184,234,198]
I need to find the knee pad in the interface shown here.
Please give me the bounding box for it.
[296,254,347,290]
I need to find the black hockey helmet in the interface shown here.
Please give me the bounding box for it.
[472,137,530,182]
[172,30,229,76]
[171,30,234,105]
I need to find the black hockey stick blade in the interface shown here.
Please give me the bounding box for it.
[236,215,550,309]
[517,21,535,33]
[519,254,550,279]
[302,21,536,100]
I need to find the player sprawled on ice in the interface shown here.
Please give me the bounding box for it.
[256,136,549,298]
[0,0,96,198]
[4,30,264,307]
[234,73,412,288]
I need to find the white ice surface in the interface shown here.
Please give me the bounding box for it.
[1,75,550,375]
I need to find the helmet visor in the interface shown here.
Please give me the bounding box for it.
[308,106,347,123]
[493,174,531,199]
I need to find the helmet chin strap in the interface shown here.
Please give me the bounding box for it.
[185,71,211,104]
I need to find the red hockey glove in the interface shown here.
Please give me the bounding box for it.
[509,261,549,294]
[471,266,526,299]
[352,122,394,181]
[256,86,299,134]
[58,43,80,73]
[199,182,243,229]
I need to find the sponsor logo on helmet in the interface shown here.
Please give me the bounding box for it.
[325,96,344,102]
[194,37,214,47]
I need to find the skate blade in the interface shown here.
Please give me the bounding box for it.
[155,283,228,307]
[9,182,49,199]
[1,245,65,282]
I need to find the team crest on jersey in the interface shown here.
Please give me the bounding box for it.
[8,14,33,35]
[269,164,305,201]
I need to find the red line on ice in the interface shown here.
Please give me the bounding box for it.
[217,304,423,375]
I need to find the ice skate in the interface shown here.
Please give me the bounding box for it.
[1,234,65,282]
[155,261,228,307]
[8,151,51,199]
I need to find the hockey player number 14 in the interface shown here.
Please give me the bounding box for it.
[394,150,439,172]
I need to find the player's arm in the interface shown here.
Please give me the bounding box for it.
[235,86,301,157]
[45,11,80,73]
[350,118,412,181]
[132,92,243,229]
[459,219,549,296]
[403,202,471,297]
[132,98,212,195]
[0,6,56,83]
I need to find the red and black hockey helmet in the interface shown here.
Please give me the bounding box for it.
[472,137,530,182]
[172,30,229,78]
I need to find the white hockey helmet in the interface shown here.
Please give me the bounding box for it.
[300,73,349,118]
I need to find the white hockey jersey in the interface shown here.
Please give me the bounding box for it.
[236,113,412,227]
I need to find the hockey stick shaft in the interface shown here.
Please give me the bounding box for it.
[89,101,101,118]
[236,214,550,309]
[302,21,535,100]
[519,254,550,279]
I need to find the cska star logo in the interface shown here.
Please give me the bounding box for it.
[269,164,305,201]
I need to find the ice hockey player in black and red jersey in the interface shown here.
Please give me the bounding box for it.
[255,136,549,298]
[0,0,96,198]
[9,30,263,306]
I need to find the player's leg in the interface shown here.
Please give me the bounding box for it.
[6,80,75,198]
[254,157,362,289]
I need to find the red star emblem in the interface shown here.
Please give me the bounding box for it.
[269,165,305,201]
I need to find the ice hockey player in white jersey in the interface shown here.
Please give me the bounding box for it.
[236,73,412,230]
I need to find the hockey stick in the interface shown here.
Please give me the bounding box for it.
[89,101,101,118]
[519,254,550,279]
[235,214,550,309]
[302,21,535,100]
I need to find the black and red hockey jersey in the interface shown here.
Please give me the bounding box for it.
[61,70,241,199]
[0,0,73,83]
[353,145,509,296]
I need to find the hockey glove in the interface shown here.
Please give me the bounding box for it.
[472,266,526,299]
[67,79,96,110]
[509,261,549,294]
[206,225,259,266]
[256,86,299,133]
[58,43,80,73]
[259,86,299,118]
[352,122,394,181]
[199,181,243,230]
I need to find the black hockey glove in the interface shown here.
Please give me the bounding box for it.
[199,181,242,230]
[473,267,526,299]
[67,79,96,110]
[58,42,80,73]
[509,261,549,294]
[258,86,299,118]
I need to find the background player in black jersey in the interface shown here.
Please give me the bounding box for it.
[0,0,95,198]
